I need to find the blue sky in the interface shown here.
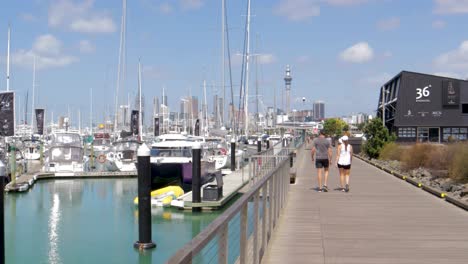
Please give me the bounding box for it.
[1,0,468,126]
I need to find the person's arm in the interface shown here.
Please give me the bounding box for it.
[335,144,340,165]
[350,145,353,163]
[328,145,332,162]
[311,147,316,161]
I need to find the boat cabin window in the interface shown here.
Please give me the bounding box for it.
[151,147,192,158]
[52,134,81,145]
[93,139,109,146]
[50,147,83,162]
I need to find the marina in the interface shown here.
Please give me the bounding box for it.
[1,0,468,263]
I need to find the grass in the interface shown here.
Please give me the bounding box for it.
[379,142,403,161]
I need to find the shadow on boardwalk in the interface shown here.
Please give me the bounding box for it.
[262,144,468,264]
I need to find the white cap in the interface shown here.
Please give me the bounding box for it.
[137,143,150,156]
[192,142,201,149]
[341,135,349,141]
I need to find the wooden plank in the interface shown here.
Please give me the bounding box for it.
[262,144,468,264]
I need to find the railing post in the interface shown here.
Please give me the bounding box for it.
[0,161,5,264]
[253,191,259,264]
[240,203,248,264]
[192,143,202,212]
[230,139,236,171]
[218,223,228,264]
[261,184,267,258]
[268,177,273,240]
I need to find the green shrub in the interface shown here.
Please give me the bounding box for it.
[379,142,403,161]
[362,118,396,159]
[448,142,468,183]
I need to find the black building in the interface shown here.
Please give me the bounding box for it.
[378,71,468,143]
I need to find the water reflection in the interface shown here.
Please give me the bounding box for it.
[48,193,61,264]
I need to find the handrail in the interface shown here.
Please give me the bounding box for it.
[167,136,305,264]
[168,157,290,264]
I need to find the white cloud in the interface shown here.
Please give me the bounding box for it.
[159,3,173,14]
[180,0,204,10]
[70,17,116,33]
[377,17,400,31]
[326,0,370,6]
[33,34,62,56]
[433,72,462,79]
[11,34,78,70]
[79,40,95,53]
[19,13,36,22]
[48,0,116,33]
[434,40,468,71]
[296,55,311,64]
[340,42,374,63]
[434,0,468,14]
[257,54,277,64]
[274,0,320,21]
[360,72,392,86]
[432,20,446,29]
[383,51,392,58]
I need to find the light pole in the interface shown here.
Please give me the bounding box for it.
[292,109,297,128]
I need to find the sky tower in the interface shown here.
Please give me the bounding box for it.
[284,65,292,114]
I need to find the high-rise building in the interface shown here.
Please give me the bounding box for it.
[313,101,325,120]
[284,65,292,114]
[191,96,199,119]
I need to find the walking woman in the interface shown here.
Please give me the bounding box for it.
[336,136,352,192]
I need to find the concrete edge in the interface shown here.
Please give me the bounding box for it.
[354,154,468,211]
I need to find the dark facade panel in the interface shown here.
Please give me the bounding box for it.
[394,72,468,127]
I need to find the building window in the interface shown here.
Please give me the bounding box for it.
[398,127,416,138]
[442,127,468,142]
[462,104,468,114]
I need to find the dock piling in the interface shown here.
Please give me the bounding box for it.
[192,142,202,212]
[230,139,236,171]
[134,143,156,250]
[257,138,261,153]
[0,161,5,264]
[266,139,270,149]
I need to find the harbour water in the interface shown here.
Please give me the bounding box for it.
[4,178,230,264]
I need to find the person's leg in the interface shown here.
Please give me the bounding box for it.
[317,168,323,191]
[339,167,345,189]
[323,167,329,188]
[345,167,351,192]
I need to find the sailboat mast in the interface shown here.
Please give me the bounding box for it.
[6,24,11,92]
[203,79,208,135]
[244,0,251,137]
[221,0,225,127]
[114,0,127,133]
[31,56,36,132]
[138,59,143,141]
[90,88,93,134]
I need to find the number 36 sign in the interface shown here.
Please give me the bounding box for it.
[416,85,431,102]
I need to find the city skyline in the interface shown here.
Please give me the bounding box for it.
[1,0,468,126]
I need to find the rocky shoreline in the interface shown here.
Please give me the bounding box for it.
[360,156,468,204]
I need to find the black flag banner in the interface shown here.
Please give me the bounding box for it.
[194,119,200,136]
[154,117,160,137]
[35,109,45,135]
[0,91,15,136]
[131,110,139,135]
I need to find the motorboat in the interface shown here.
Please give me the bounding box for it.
[112,138,140,172]
[43,132,84,174]
[150,140,217,192]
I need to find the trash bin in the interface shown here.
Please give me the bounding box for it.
[203,172,223,201]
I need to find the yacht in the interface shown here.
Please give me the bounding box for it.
[43,132,84,174]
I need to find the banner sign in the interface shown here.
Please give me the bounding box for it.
[0,92,15,136]
[154,117,160,137]
[194,119,200,136]
[442,80,460,106]
[130,110,139,135]
[35,108,45,135]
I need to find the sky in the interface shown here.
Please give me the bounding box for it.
[1,0,468,127]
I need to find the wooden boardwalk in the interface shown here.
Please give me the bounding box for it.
[262,145,468,264]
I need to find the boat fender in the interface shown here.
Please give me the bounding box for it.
[28,179,34,186]
[18,183,29,192]
[98,154,106,163]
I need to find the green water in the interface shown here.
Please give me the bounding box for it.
[4,178,225,264]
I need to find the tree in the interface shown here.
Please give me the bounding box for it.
[322,118,347,137]
[362,118,396,159]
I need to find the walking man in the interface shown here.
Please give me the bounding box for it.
[311,130,332,192]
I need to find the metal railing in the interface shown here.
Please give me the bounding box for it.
[167,138,305,264]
